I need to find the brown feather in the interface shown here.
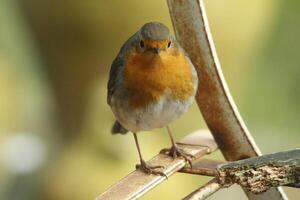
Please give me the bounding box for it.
[124,46,194,108]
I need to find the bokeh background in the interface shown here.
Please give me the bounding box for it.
[0,0,299,199]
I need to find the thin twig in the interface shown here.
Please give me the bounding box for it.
[183,178,222,200]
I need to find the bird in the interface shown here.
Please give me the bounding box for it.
[107,22,198,175]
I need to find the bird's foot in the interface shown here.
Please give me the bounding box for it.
[160,145,195,167]
[136,160,167,178]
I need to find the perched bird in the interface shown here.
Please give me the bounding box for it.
[107,22,198,175]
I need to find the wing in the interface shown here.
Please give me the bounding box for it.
[107,56,124,106]
[107,31,140,106]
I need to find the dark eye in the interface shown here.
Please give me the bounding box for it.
[140,40,145,48]
[167,41,171,48]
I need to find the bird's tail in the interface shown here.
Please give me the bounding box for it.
[111,121,128,134]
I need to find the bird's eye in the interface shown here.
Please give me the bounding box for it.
[140,40,145,48]
[167,41,172,48]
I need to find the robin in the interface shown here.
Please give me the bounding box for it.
[107,22,198,175]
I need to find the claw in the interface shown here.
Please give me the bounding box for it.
[136,160,168,179]
[160,145,194,167]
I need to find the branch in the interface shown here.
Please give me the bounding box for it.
[217,149,300,194]
[180,149,299,199]
[179,159,224,177]
[95,130,218,200]
[183,178,221,200]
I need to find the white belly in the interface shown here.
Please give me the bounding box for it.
[111,95,194,133]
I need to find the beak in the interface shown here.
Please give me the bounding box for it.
[152,48,161,54]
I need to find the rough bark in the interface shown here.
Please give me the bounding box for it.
[217,149,300,194]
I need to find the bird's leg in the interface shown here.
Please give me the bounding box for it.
[132,132,166,176]
[160,126,195,167]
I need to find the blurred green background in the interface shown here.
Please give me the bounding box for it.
[0,0,299,199]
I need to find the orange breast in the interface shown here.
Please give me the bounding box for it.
[124,47,194,108]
